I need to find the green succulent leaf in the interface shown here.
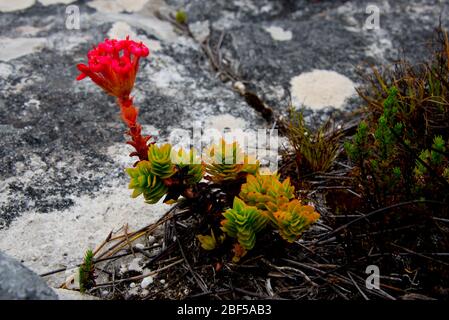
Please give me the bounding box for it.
[221,197,268,250]
[173,147,205,184]
[272,200,320,243]
[205,139,259,183]
[126,160,168,204]
[239,174,295,214]
[148,144,176,179]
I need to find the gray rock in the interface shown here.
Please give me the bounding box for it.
[169,0,449,112]
[0,0,447,285]
[0,0,267,281]
[54,288,99,300]
[0,251,57,300]
[0,1,266,228]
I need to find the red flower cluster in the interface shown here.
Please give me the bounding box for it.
[76,36,149,99]
[76,37,152,164]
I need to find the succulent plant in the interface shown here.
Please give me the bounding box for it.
[172,147,205,185]
[197,229,225,251]
[205,139,259,183]
[272,200,320,243]
[239,173,295,214]
[147,143,176,179]
[221,197,268,250]
[126,161,168,204]
[197,232,217,251]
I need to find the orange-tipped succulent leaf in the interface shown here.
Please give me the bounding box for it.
[273,200,320,243]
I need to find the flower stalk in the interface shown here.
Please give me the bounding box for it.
[76,36,152,163]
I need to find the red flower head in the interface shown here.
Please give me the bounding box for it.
[76,36,152,164]
[76,36,150,100]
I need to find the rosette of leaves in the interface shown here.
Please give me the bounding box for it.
[147,143,176,179]
[220,197,268,251]
[126,144,178,204]
[172,147,205,185]
[272,200,320,243]
[205,139,259,184]
[239,173,295,214]
[126,160,168,204]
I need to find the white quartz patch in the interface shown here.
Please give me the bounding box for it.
[189,20,210,43]
[88,0,149,13]
[0,143,171,286]
[290,70,356,109]
[205,114,248,132]
[0,37,47,62]
[264,26,292,41]
[365,30,393,62]
[150,65,184,88]
[0,0,35,12]
[0,62,13,78]
[107,21,169,51]
[14,25,48,36]
[107,21,161,52]
[38,0,76,5]
[0,182,170,286]
[108,21,138,40]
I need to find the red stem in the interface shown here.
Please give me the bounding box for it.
[117,96,152,164]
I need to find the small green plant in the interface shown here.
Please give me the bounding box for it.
[205,139,259,184]
[126,144,206,204]
[172,147,205,185]
[197,229,225,250]
[328,28,449,297]
[218,174,319,261]
[414,135,449,191]
[285,108,343,175]
[344,121,369,165]
[344,87,407,204]
[126,160,169,204]
[272,200,320,243]
[346,60,449,205]
[175,10,188,24]
[147,144,176,179]
[239,173,295,214]
[221,198,268,251]
[79,249,95,293]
